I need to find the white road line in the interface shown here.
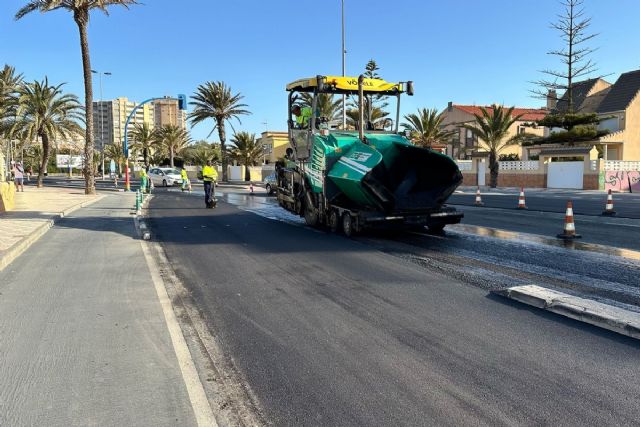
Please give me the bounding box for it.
[140,240,218,427]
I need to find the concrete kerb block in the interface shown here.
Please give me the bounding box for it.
[132,195,153,240]
[493,285,640,340]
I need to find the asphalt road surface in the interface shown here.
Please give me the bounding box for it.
[148,190,640,426]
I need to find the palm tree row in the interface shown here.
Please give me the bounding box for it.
[0,65,84,187]
[128,123,191,169]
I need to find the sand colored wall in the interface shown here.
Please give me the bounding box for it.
[0,182,16,212]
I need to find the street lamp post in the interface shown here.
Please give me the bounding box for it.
[341,0,346,130]
[91,70,112,180]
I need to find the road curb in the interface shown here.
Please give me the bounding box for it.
[493,285,640,340]
[0,194,106,272]
[133,194,153,240]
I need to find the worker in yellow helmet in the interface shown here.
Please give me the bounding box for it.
[202,160,218,208]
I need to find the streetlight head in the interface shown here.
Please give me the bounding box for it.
[91,70,98,74]
[104,72,112,76]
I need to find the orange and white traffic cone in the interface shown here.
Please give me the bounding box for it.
[602,189,616,216]
[475,187,484,206]
[557,200,582,239]
[517,187,527,209]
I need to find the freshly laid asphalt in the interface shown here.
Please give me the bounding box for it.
[0,194,196,426]
[449,188,640,218]
[148,191,640,426]
[453,205,640,251]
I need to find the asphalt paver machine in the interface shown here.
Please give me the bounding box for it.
[276,75,463,236]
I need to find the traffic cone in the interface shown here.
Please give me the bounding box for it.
[557,200,582,239]
[602,189,616,216]
[474,187,484,206]
[517,187,527,209]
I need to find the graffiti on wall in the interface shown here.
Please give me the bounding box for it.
[604,170,640,192]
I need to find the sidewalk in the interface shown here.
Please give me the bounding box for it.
[0,192,198,426]
[0,187,103,271]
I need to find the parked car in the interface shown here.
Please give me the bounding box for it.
[148,167,182,187]
[264,173,277,195]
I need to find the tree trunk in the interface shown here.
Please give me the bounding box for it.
[75,14,95,195]
[38,133,50,188]
[170,147,174,167]
[245,160,251,181]
[489,150,499,188]
[217,121,228,182]
[143,147,148,170]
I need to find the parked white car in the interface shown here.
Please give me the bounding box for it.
[148,167,182,187]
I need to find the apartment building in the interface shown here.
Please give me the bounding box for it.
[92,97,155,148]
[153,97,187,130]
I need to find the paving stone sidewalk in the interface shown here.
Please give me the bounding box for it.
[0,186,103,270]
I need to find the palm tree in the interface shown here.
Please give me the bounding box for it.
[0,65,23,122]
[11,78,83,187]
[16,0,139,195]
[129,122,155,170]
[462,105,524,188]
[105,140,125,177]
[0,65,23,178]
[346,99,389,130]
[184,140,220,165]
[300,93,343,123]
[229,132,263,181]
[155,124,190,167]
[189,81,251,182]
[402,108,455,148]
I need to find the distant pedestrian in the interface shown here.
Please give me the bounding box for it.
[11,161,25,192]
[27,166,32,182]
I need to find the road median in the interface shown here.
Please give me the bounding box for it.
[493,285,640,340]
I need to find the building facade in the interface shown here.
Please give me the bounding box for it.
[153,97,187,130]
[92,97,155,149]
[440,103,547,159]
[256,131,290,164]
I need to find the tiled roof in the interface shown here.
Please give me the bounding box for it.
[453,105,547,121]
[596,70,640,113]
[554,79,600,113]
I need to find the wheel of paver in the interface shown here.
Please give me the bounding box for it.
[328,210,339,233]
[304,197,319,227]
[342,213,354,237]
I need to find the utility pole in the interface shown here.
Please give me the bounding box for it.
[341,0,347,130]
[91,70,112,180]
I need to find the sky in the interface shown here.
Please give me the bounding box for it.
[2,0,640,142]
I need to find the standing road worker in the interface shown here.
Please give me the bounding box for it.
[180,168,191,193]
[202,160,218,208]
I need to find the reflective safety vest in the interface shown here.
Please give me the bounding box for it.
[296,107,313,127]
[202,165,218,182]
[181,169,188,180]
